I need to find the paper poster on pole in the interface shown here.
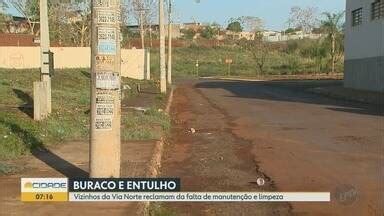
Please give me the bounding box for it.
[95,118,113,131]
[98,41,117,55]
[94,0,110,8]
[97,10,117,24]
[96,55,115,70]
[96,72,120,90]
[96,104,114,116]
[98,27,116,41]
[96,90,115,104]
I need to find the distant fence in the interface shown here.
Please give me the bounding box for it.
[0,46,148,80]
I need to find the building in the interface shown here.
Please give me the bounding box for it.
[2,16,30,34]
[126,24,182,39]
[165,24,182,38]
[262,30,282,42]
[344,0,384,92]
[226,31,255,40]
[181,22,203,32]
[261,29,323,42]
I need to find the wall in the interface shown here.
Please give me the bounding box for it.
[344,0,384,92]
[121,49,145,80]
[0,47,149,80]
[0,33,38,46]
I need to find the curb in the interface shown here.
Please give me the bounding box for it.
[137,87,174,216]
[201,77,263,82]
[309,87,384,106]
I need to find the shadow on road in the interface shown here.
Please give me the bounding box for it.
[32,147,88,178]
[80,70,91,78]
[0,118,88,178]
[12,89,33,118]
[195,79,384,117]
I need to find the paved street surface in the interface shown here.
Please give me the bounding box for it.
[161,79,383,216]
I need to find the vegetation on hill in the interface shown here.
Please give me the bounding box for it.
[150,37,344,79]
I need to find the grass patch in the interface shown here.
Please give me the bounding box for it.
[122,108,170,140]
[0,162,20,174]
[150,40,344,78]
[0,68,166,162]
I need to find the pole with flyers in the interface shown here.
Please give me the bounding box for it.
[89,0,122,178]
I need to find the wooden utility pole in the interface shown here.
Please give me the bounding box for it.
[34,0,51,121]
[167,0,172,85]
[90,0,121,178]
[159,0,166,93]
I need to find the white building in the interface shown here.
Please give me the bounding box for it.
[226,31,256,40]
[261,30,323,42]
[262,30,282,42]
[344,0,384,92]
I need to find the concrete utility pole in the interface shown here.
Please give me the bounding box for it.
[139,9,145,49]
[34,0,51,121]
[90,0,122,177]
[166,0,172,85]
[146,49,151,80]
[159,0,166,93]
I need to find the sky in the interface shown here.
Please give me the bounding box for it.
[172,0,346,30]
[4,0,346,31]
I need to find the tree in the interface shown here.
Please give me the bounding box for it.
[0,0,7,12]
[227,18,243,32]
[239,34,269,75]
[321,11,345,74]
[284,28,295,34]
[298,39,328,73]
[48,0,91,47]
[121,26,133,47]
[0,0,10,33]
[9,0,39,35]
[49,2,70,45]
[288,6,318,35]
[69,1,91,47]
[181,28,196,40]
[127,0,157,48]
[239,16,263,32]
[201,25,219,39]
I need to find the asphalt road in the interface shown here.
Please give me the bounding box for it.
[161,79,383,216]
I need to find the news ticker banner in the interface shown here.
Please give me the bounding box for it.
[21,178,330,202]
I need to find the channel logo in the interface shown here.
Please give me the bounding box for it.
[23,181,67,190]
[21,178,68,202]
[24,182,33,189]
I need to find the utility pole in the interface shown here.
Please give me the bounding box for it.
[34,0,51,121]
[167,0,172,85]
[196,60,199,77]
[90,0,121,177]
[138,8,145,49]
[159,0,166,93]
[140,10,145,49]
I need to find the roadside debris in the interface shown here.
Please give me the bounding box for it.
[124,106,149,112]
[257,177,266,186]
[122,84,131,90]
